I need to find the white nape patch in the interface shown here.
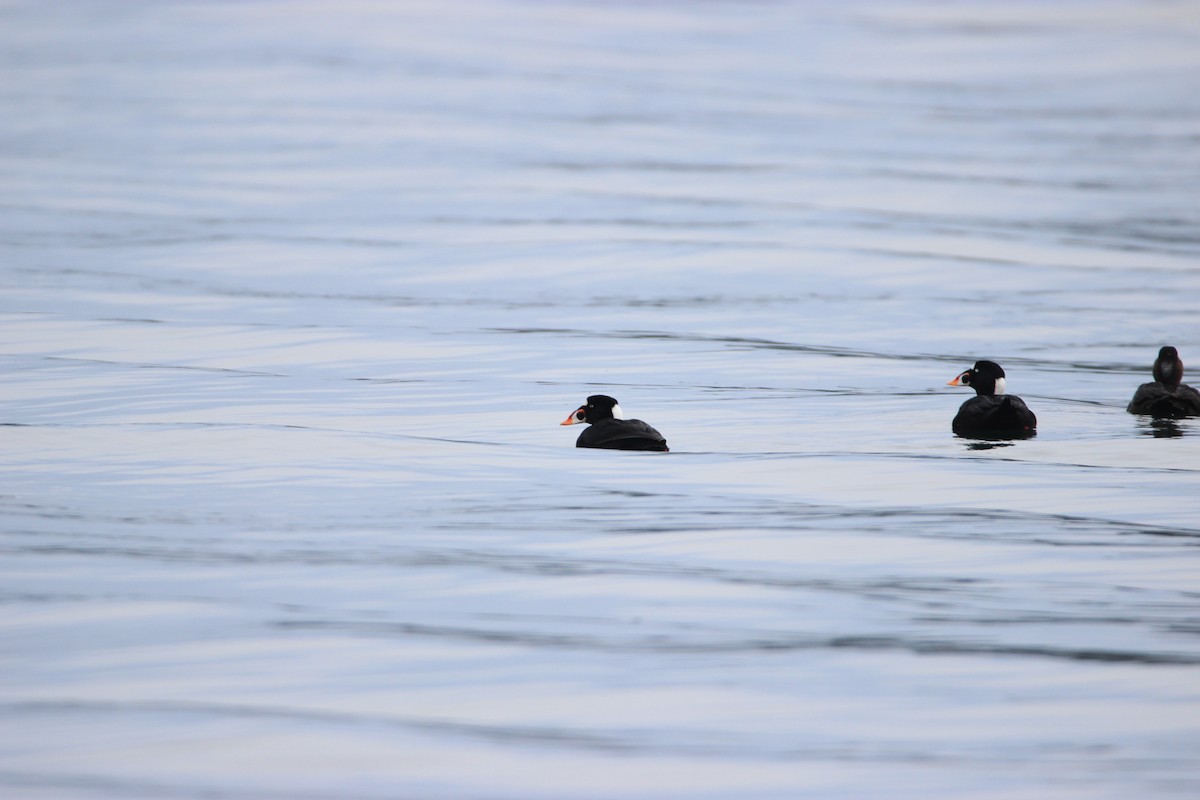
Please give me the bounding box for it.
[610,404,625,420]
[993,376,1007,395]
[1161,363,1175,381]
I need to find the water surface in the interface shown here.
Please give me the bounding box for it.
[3,1,1200,798]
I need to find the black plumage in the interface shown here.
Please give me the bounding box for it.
[1127,346,1200,418]
[560,395,668,452]
[947,360,1037,439]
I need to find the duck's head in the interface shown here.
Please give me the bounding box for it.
[560,394,624,426]
[1153,346,1183,391]
[947,360,1007,397]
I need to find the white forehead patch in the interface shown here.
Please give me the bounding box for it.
[610,404,625,420]
[993,376,1007,395]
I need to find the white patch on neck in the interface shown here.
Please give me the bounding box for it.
[993,376,1006,395]
[1161,363,1175,381]
[610,404,625,420]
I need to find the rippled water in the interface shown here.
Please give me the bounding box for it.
[3,1,1200,798]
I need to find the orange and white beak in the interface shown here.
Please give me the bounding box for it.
[946,371,967,387]
[560,406,587,426]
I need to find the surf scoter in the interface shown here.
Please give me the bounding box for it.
[946,360,1037,439]
[1127,346,1200,418]
[560,395,668,451]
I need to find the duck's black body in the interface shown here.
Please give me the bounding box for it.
[952,394,1038,438]
[1127,385,1200,418]
[561,395,668,452]
[1127,346,1200,418]
[947,360,1036,439]
[574,418,669,451]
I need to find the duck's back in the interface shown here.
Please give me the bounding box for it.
[952,395,1037,438]
[1127,382,1200,418]
[576,419,668,451]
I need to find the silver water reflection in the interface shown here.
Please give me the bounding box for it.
[3,1,1200,798]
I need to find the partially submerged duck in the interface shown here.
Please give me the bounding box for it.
[560,395,668,451]
[947,360,1037,439]
[1127,346,1200,418]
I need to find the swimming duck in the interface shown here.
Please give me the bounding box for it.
[1127,346,1200,418]
[947,360,1037,439]
[560,395,668,451]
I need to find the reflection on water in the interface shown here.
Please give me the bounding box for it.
[1140,418,1189,439]
[963,440,1017,451]
[3,1,1200,799]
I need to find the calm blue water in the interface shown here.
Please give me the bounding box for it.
[3,1,1200,798]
